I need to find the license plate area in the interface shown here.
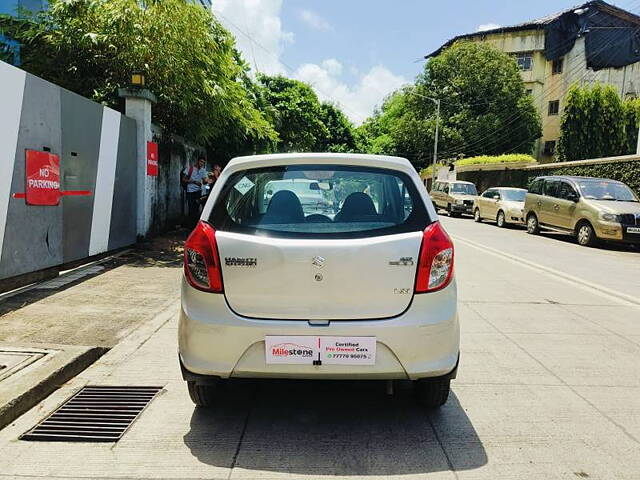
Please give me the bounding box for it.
[627,227,640,234]
[265,336,376,365]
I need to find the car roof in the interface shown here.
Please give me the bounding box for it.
[440,180,474,185]
[227,153,415,176]
[493,187,527,190]
[534,175,621,183]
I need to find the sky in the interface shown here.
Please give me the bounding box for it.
[212,0,635,125]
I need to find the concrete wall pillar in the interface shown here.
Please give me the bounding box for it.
[118,88,157,237]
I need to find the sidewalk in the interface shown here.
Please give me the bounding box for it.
[0,231,185,347]
[0,301,241,479]
[0,230,185,431]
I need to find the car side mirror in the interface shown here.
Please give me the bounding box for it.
[567,193,579,202]
[493,194,500,200]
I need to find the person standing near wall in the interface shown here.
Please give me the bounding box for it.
[212,163,222,180]
[198,172,215,208]
[181,157,207,228]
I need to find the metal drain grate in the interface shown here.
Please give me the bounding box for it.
[21,385,162,442]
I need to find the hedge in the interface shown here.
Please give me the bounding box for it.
[456,154,536,167]
[420,154,536,178]
[457,160,640,195]
[525,160,640,195]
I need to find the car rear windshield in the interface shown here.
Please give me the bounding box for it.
[577,180,638,202]
[209,165,431,238]
[451,183,477,195]
[502,190,527,202]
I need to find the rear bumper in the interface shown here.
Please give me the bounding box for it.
[178,278,460,381]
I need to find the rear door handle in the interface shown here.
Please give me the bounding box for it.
[537,201,542,206]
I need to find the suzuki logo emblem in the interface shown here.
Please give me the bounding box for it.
[312,256,325,268]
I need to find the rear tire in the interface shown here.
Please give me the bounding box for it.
[474,208,482,222]
[576,221,598,247]
[414,377,450,409]
[496,210,506,228]
[526,213,540,235]
[187,381,220,407]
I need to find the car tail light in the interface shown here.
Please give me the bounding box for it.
[415,221,454,293]
[184,221,223,292]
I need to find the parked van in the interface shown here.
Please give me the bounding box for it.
[430,180,478,217]
[524,175,640,247]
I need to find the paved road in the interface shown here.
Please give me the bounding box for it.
[439,213,640,302]
[0,228,639,479]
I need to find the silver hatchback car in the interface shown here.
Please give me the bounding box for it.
[179,153,459,408]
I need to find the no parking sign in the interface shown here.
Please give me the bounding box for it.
[25,150,61,206]
[12,150,91,205]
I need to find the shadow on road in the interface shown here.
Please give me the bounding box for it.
[183,379,487,476]
[542,231,639,252]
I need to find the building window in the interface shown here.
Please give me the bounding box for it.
[516,52,533,71]
[548,100,560,116]
[526,89,533,95]
[543,140,557,156]
[552,58,564,74]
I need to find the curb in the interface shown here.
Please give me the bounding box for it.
[452,234,640,308]
[0,346,107,430]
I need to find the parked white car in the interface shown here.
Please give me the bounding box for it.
[179,153,459,408]
[473,187,527,227]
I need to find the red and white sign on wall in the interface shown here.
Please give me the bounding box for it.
[25,150,61,206]
[146,141,158,176]
[12,150,92,205]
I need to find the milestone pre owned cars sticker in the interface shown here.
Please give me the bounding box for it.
[265,336,376,365]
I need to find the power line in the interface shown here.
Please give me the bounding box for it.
[420,0,640,156]
[383,24,640,164]
[214,9,368,123]
[436,24,640,156]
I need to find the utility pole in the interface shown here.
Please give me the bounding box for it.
[432,98,440,187]
[410,91,442,190]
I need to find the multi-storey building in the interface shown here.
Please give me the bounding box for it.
[426,1,640,161]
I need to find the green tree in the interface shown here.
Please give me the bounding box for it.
[4,0,276,148]
[258,74,329,152]
[622,97,640,154]
[357,42,541,168]
[317,102,357,152]
[558,84,626,161]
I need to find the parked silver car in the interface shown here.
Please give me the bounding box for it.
[179,153,460,409]
[473,187,527,227]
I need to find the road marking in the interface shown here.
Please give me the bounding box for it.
[452,234,640,308]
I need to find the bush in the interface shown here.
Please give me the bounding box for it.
[525,161,640,195]
[558,84,627,161]
[456,154,536,167]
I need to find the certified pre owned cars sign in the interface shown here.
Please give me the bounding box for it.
[265,336,376,365]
